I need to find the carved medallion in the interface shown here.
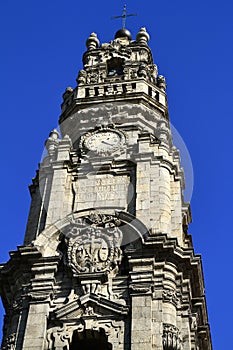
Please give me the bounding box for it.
[67,214,123,276]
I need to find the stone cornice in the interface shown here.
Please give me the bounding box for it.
[60,79,167,124]
[0,247,60,310]
[127,233,205,297]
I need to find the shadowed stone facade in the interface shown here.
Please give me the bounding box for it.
[0,27,212,350]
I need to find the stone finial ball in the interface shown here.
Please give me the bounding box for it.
[114,28,132,40]
[86,32,100,50]
[136,27,150,44]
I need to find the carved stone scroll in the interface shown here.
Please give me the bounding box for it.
[1,333,16,350]
[47,320,124,350]
[47,324,83,350]
[163,324,182,350]
[163,288,181,307]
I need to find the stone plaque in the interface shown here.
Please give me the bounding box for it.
[73,174,130,211]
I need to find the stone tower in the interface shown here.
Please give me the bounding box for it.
[0,27,212,350]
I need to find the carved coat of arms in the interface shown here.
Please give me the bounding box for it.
[66,214,123,276]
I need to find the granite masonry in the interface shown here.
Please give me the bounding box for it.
[0,27,212,350]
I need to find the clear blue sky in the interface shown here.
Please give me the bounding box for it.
[1,1,233,348]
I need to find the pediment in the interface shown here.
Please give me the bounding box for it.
[52,293,128,321]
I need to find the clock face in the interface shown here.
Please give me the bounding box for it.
[84,130,123,155]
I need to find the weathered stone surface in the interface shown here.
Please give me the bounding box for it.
[0,27,212,350]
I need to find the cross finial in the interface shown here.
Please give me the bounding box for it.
[111,5,137,29]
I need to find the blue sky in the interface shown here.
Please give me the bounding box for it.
[1,1,233,348]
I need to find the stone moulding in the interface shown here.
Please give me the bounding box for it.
[47,320,124,350]
[47,293,128,350]
[52,293,129,321]
[32,210,148,258]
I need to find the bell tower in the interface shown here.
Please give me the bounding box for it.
[0,27,212,350]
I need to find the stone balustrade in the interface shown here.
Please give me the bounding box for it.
[61,79,166,113]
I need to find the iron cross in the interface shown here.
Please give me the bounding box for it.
[111,5,137,29]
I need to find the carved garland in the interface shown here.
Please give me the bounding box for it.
[163,289,181,307]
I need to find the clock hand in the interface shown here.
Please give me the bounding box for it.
[102,140,114,146]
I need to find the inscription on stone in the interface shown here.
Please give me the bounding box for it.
[74,174,130,210]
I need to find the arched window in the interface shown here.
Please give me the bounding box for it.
[107,58,124,77]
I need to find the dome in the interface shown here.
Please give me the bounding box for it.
[114,28,132,40]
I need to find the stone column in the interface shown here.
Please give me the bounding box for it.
[22,302,49,350]
[45,137,72,227]
[131,295,152,350]
[129,258,154,350]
